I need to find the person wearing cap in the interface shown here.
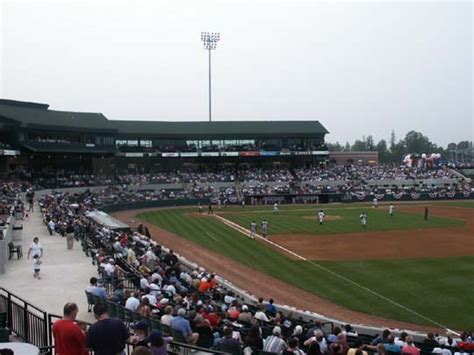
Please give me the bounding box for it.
[130,320,150,347]
[263,326,287,353]
[147,330,173,355]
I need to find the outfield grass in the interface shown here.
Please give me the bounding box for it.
[222,207,463,235]
[139,206,474,329]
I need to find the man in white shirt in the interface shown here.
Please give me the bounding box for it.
[125,291,141,312]
[304,329,328,354]
[145,248,157,261]
[104,259,116,278]
[140,274,150,290]
[142,287,158,306]
[254,305,270,323]
[163,282,176,295]
[47,220,56,235]
[27,237,43,259]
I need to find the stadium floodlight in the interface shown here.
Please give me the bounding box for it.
[201,32,221,122]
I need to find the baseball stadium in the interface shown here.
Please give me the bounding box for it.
[0,99,473,354]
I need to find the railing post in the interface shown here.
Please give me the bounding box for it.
[7,292,12,330]
[44,311,49,349]
[24,301,29,343]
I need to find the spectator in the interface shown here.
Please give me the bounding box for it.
[85,277,107,299]
[86,303,130,355]
[170,308,199,345]
[146,330,173,355]
[125,291,141,312]
[284,337,305,355]
[131,321,150,347]
[160,305,174,326]
[401,336,420,355]
[266,298,277,316]
[305,330,328,354]
[136,297,153,318]
[263,326,287,353]
[243,324,264,352]
[215,326,242,355]
[423,333,439,349]
[132,347,152,355]
[307,342,322,355]
[195,318,214,348]
[52,302,87,355]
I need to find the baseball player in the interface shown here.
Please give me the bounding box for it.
[373,197,378,208]
[359,212,367,229]
[424,206,429,221]
[208,201,214,214]
[198,202,203,214]
[273,202,279,213]
[389,204,394,217]
[217,199,221,210]
[317,210,325,225]
[261,219,269,238]
[250,221,257,239]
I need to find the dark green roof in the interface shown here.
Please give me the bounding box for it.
[113,120,328,138]
[0,100,114,132]
[0,99,328,137]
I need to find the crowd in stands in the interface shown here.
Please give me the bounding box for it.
[38,190,474,355]
[3,164,471,203]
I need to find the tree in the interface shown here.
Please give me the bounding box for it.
[404,131,433,154]
[327,142,343,151]
[344,142,351,151]
[376,139,390,163]
[389,130,396,152]
[351,139,367,151]
[366,135,375,150]
[447,143,457,151]
[457,141,471,150]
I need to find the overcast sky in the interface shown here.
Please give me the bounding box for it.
[0,0,472,147]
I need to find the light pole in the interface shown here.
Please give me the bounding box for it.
[201,32,220,122]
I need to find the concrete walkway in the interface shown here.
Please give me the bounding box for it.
[0,205,96,323]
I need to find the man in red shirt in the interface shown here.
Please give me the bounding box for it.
[52,302,87,355]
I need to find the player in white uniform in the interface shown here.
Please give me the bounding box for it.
[317,210,325,225]
[373,197,378,208]
[360,212,367,228]
[261,219,269,238]
[389,204,394,217]
[273,202,279,213]
[250,221,257,239]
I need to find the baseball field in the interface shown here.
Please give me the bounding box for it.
[124,200,474,331]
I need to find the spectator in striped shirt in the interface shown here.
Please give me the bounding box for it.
[264,326,287,353]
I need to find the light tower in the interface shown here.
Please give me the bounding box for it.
[201,32,220,122]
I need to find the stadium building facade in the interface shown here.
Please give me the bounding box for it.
[0,99,329,174]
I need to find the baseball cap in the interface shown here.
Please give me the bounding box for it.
[130,320,149,331]
[273,326,282,335]
[241,305,248,311]
[144,330,162,344]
